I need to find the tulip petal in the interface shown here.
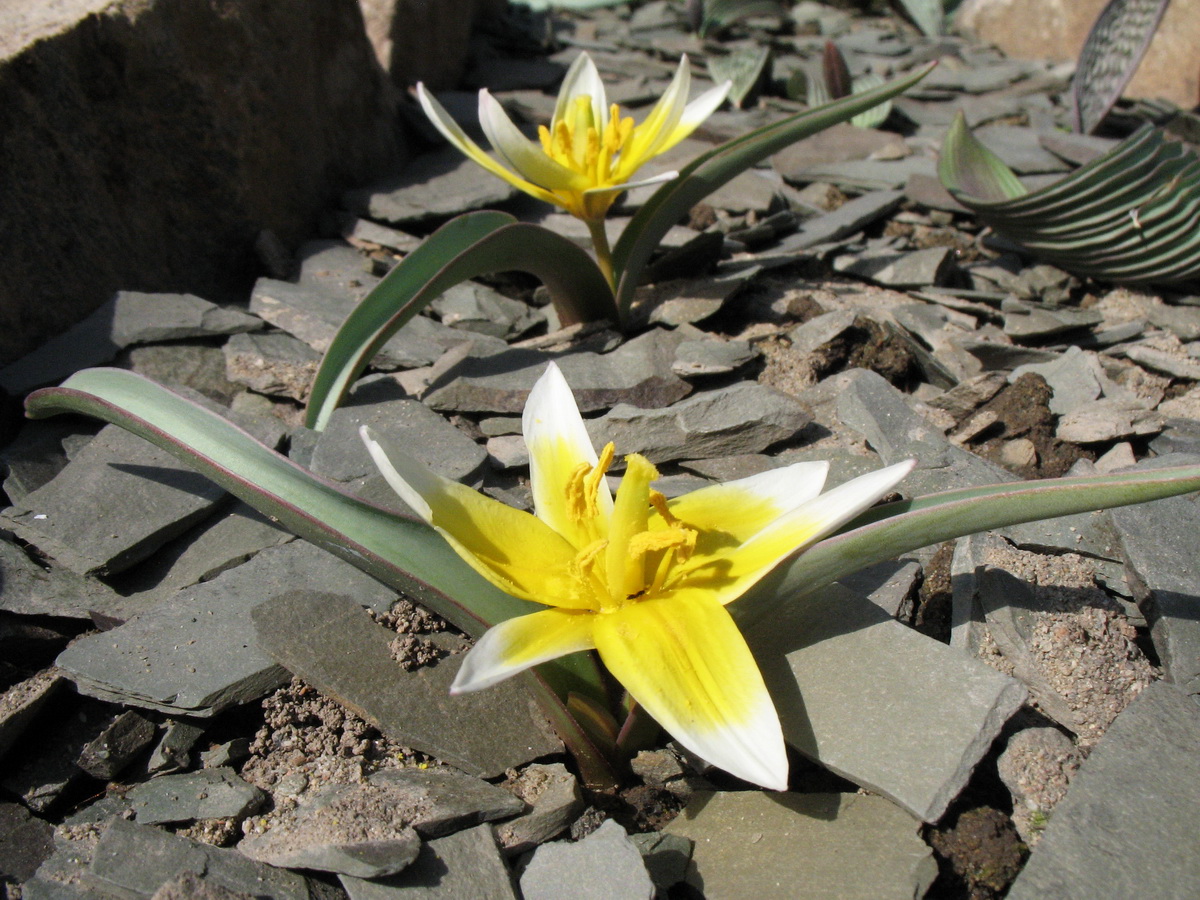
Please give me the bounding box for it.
[661,461,830,549]
[672,459,916,604]
[361,426,599,608]
[479,92,589,192]
[416,84,562,208]
[451,608,597,693]
[592,593,788,790]
[523,362,613,547]
[658,79,733,152]
[554,52,606,132]
[582,169,679,198]
[619,56,692,176]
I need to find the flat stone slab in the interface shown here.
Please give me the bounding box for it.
[252,591,562,778]
[1,424,227,576]
[1109,488,1200,697]
[520,819,653,900]
[665,791,936,900]
[127,767,265,825]
[1007,681,1200,900]
[422,328,689,415]
[0,291,261,395]
[55,542,399,717]
[338,824,518,900]
[588,382,811,465]
[0,535,126,620]
[744,583,1027,822]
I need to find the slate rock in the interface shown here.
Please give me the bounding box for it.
[1002,299,1102,340]
[628,832,693,893]
[77,710,157,780]
[996,727,1081,844]
[771,189,904,253]
[771,123,909,180]
[312,388,487,485]
[1056,400,1165,444]
[423,329,689,414]
[493,763,583,854]
[0,536,126,620]
[520,820,653,900]
[1010,347,1106,415]
[252,591,561,778]
[665,791,937,900]
[743,583,1027,822]
[1,424,227,576]
[1109,486,1200,697]
[127,768,265,825]
[0,801,54,883]
[0,668,65,764]
[147,719,207,775]
[971,125,1070,174]
[56,542,398,717]
[222,331,321,401]
[238,782,422,878]
[588,382,811,464]
[80,817,315,899]
[835,246,955,288]
[1007,682,1200,900]
[338,824,518,900]
[344,149,518,226]
[0,292,261,396]
[671,338,759,378]
[636,270,757,328]
[150,870,256,900]
[1124,343,1200,380]
[430,283,540,340]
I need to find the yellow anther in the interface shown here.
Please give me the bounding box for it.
[565,442,615,523]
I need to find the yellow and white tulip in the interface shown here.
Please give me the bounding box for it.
[361,364,913,790]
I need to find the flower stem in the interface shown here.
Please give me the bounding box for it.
[586,218,616,292]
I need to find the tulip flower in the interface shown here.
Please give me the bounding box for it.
[361,363,913,790]
[416,52,731,285]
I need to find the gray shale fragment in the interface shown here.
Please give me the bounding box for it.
[338,824,518,900]
[2,424,227,576]
[520,820,654,900]
[665,792,937,900]
[493,763,583,854]
[588,382,811,464]
[1007,682,1200,900]
[55,542,399,717]
[77,711,157,780]
[252,591,562,777]
[127,768,265,825]
[744,584,1027,822]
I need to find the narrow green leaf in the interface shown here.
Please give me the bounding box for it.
[708,46,772,110]
[612,62,936,320]
[737,464,1200,626]
[306,211,613,431]
[1072,0,1171,134]
[937,111,1028,202]
[25,369,619,788]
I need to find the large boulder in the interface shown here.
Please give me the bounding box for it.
[955,0,1200,110]
[360,0,506,90]
[0,0,410,368]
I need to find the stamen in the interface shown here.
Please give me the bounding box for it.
[564,442,615,524]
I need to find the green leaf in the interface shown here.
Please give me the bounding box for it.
[849,73,893,130]
[25,368,618,788]
[306,211,613,431]
[708,46,772,110]
[937,111,1028,202]
[1072,0,1171,134]
[941,119,1200,285]
[737,463,1200,626]
[699,0,784,37]
[611,62,936,322]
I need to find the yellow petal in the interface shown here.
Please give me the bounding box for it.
[451,608,596,693]
[361,426,598,609]
[478,92,589,192]
[619,56,691,177]
[416,84,563,208]
[606,453,657,604]
[592,593,788,790]
[553,52,606,134]
[654,79,733,155]
[523,362,612,548]
[661,461,830,552]
[672,459,916,604]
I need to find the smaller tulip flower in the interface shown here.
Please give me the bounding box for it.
[361,364,913,790]
[416,53,731,285]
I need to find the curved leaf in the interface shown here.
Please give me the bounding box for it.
[25,368,618,788]
[306,211,613,431]
[940,116,1200,285]
[1072,0,1171,134]
[611,62,936,321]
[738,463,1200,626]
